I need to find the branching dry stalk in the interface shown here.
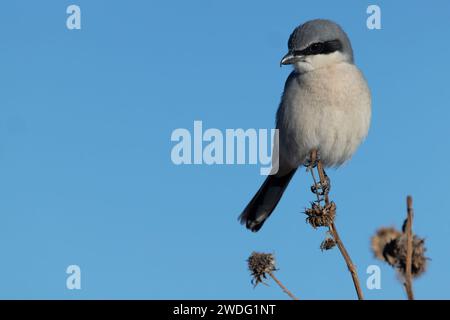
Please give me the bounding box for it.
[306,149,364,300]
[405,195,415,300]
[370,196,427,299]
[328,222,364,300]
[247,252,299,300]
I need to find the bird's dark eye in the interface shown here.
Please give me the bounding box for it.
[309,42,324,55]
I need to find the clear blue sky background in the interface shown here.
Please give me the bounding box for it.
[0,0,449,299]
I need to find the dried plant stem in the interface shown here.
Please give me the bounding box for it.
[309,149,364,300]
[404,196,415,300]
[309,167,322,203]
[328,222,364,300]
[268,272,299,300]
[316,160,330,205]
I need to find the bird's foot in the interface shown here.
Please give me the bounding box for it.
[305,149,321,169]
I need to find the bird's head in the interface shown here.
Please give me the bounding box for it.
[280,19,354,73]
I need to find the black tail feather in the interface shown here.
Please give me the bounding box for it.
[239,169,297,232]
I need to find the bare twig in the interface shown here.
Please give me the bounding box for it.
[307,149,364,300]
[371,197,427,298]
[268,272,299,300]
[328,222,364,300]
[308,150,322,203]
[316,160,330,205]
[404,195,415,300]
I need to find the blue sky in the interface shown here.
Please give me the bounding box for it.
[0,0,449,299]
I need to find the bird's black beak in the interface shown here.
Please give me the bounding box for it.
[280,51,303,67]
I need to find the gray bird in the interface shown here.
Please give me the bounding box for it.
[239,19,371,232]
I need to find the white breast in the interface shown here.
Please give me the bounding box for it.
[276,62,371,169]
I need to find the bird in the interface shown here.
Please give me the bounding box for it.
[239,19,371,232]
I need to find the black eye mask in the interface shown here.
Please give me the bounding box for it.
[292,39,343,56]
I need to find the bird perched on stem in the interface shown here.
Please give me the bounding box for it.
[239,19,371,232]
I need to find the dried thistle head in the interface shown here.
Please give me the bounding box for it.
[305,202,336,228]
[247,252,276,286]
[320,237,336,251]
[389,234,428,278]
[371,227,402,261]
[371,227,428,278]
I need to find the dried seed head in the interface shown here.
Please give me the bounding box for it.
[320,237,336,251]
[247,252,276,286]
[389,234,428,278]
[305,202,336,228]
[371,228,428,278]
[371,227,402,261]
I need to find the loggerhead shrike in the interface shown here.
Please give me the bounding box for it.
[239,19,371,232]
